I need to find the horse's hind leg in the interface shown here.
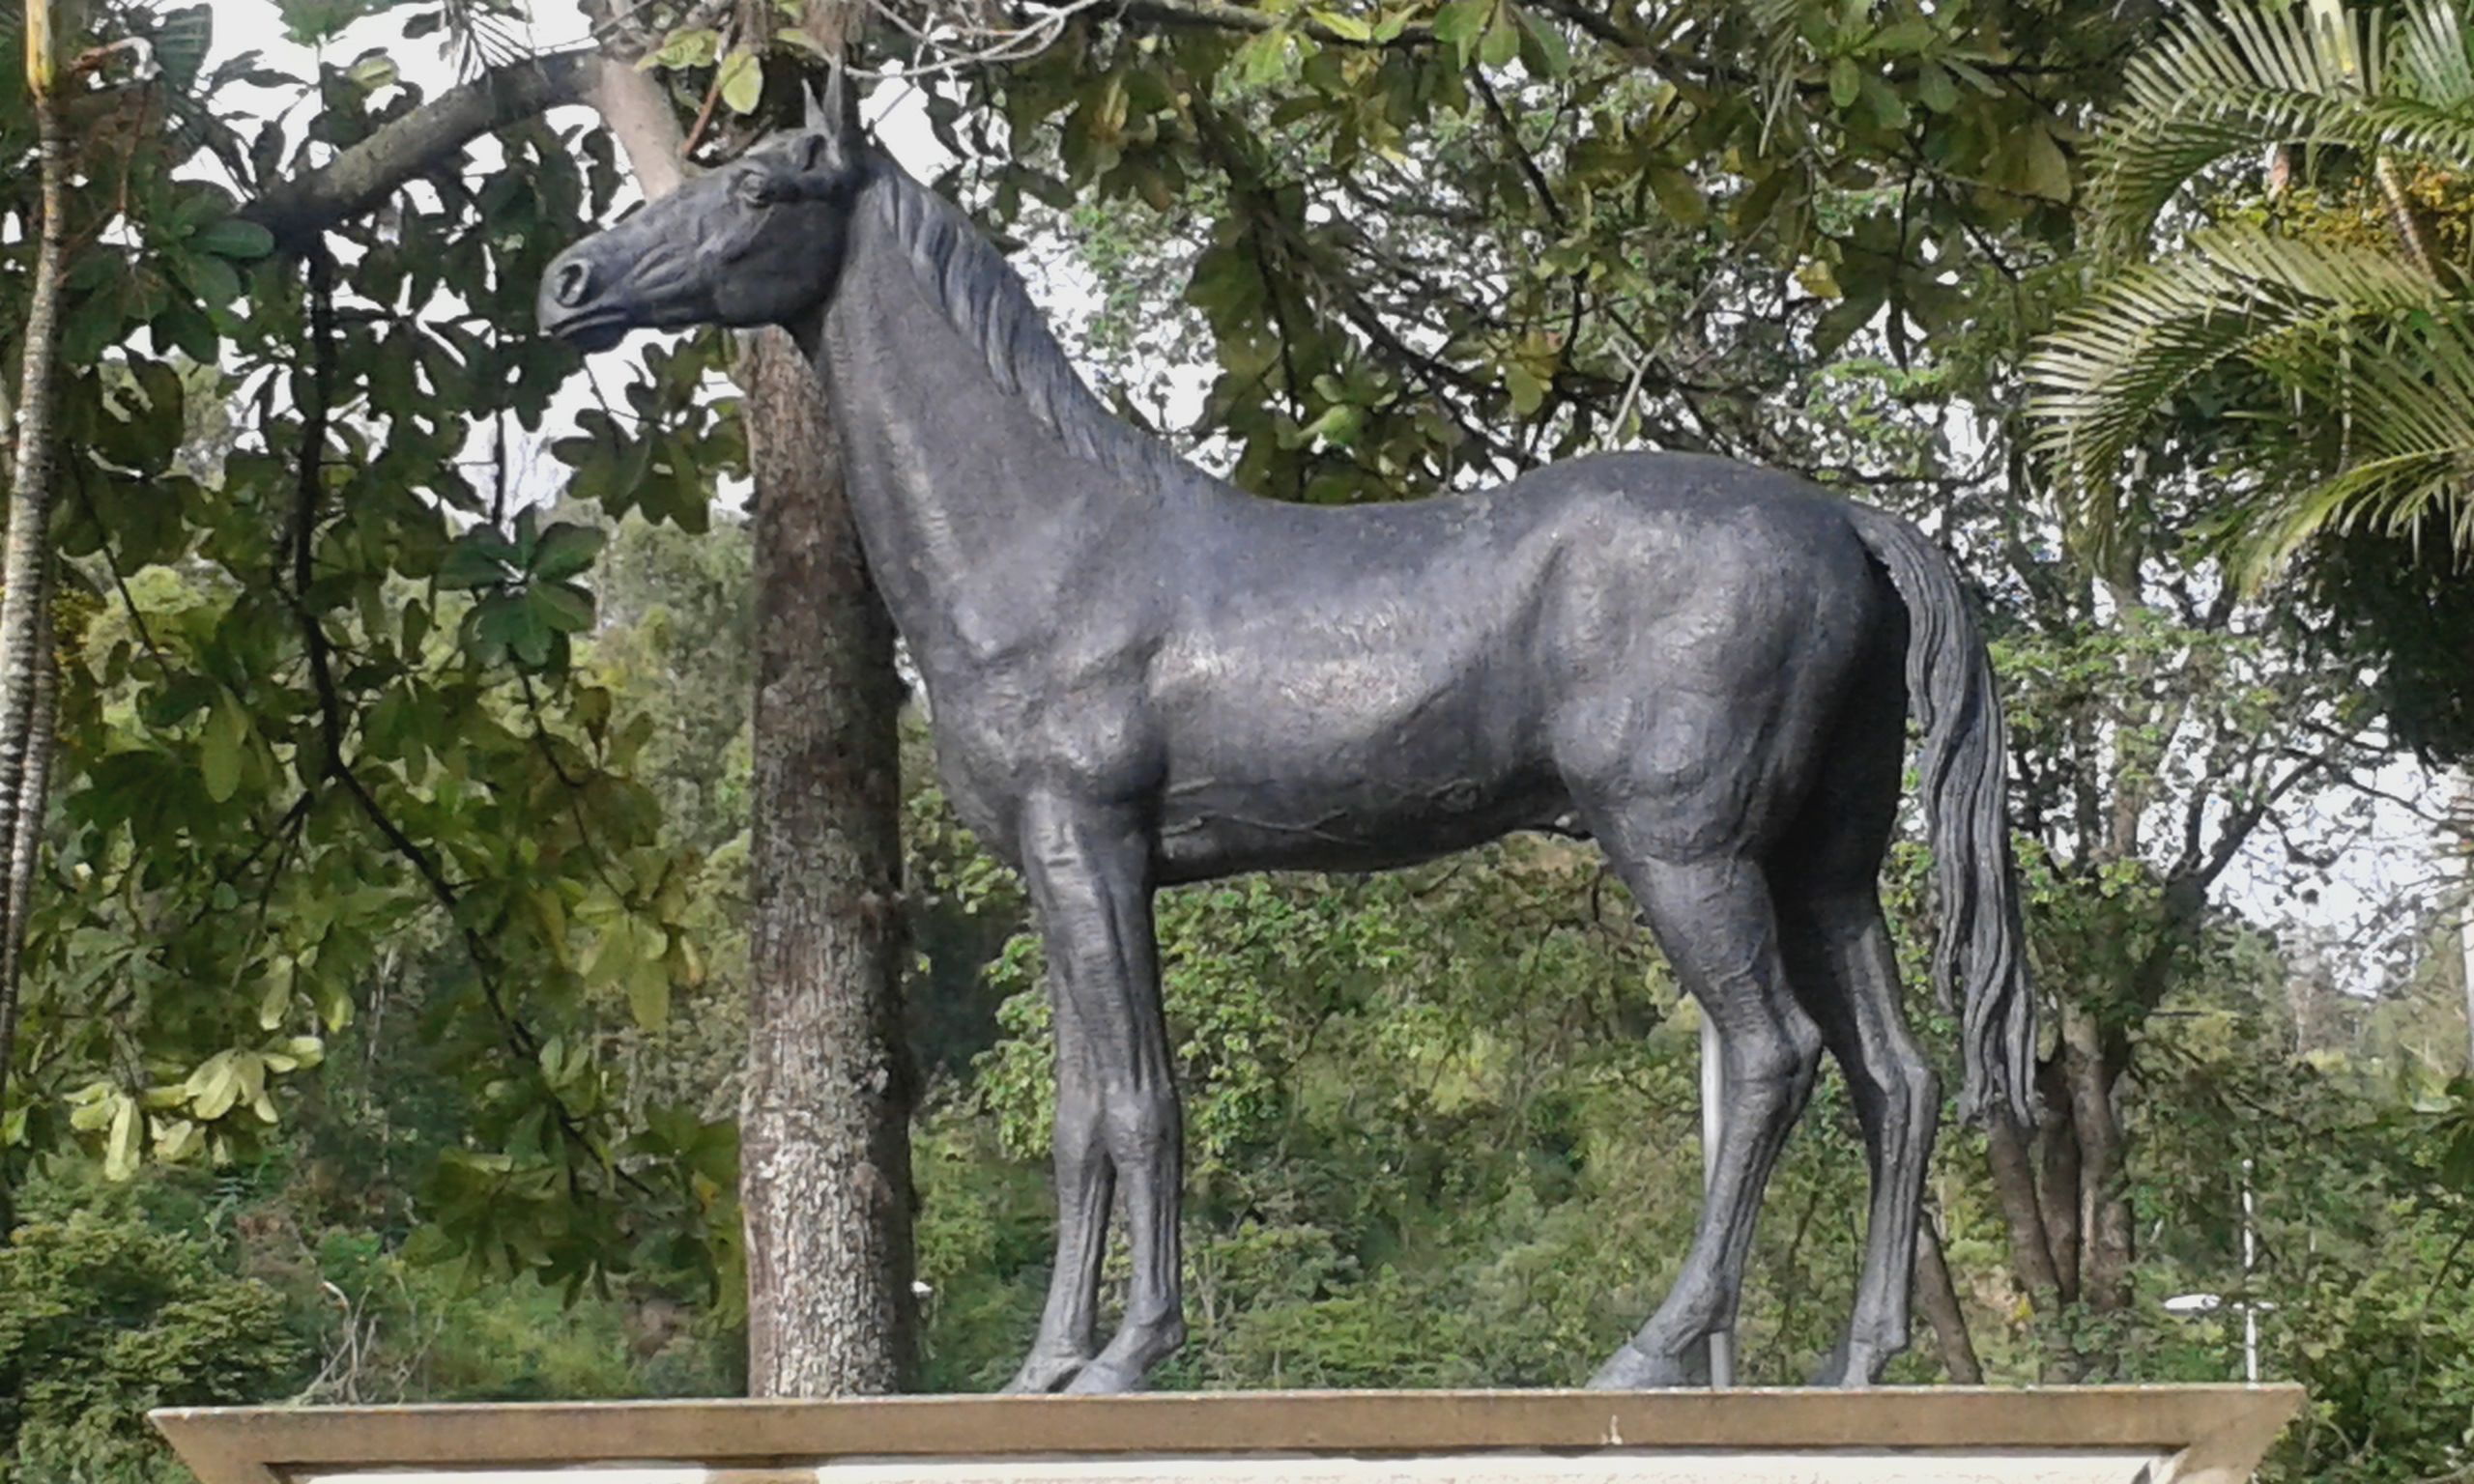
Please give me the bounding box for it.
[1772,717,1941,1386]
[1002,792,1186,1396]
[1587,820,1823,1389]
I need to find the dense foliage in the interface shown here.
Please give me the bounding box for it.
[0,0,2470,1480]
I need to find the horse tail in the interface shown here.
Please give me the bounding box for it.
[1848,507,2036,1129]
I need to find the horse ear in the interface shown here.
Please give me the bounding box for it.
[823,51,848,129]
[801,54,852,171]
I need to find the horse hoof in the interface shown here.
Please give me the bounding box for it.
[1003,1351,1089,1393]
[1808,1339,1886,1388]
[1586,1343,1697,1390]
[1060,1358,1144,1395]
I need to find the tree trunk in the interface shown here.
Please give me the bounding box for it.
[2062,1009,2134,1316]
[578,14,915,1393]
[0,57,72,1206]
[738,327,917,1396]
[1913,1213,1984,1384]
[2035,1055,2082,1305]
[3,569,56,989]
[737,1,916,1396]
[1984,1109,2080,1380]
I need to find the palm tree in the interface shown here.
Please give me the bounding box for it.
[2027,0,2474,581]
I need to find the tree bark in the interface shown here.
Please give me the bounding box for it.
[579,23,915,1394]
[3,568,56,991]
[739,328,917,1396]
[2062,1009,2134,1315]
[0,69,73,1194]
[1984,1108,2081,1380]
[1913,1213,1984,1384]
[2034,1055,2082,1304]
[733,2,917,1396]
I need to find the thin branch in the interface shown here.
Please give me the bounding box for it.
[243,49,595,252]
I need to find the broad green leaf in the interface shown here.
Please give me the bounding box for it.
[1433,0,1491,51]
[532,522,607,581]
[1481,5,1521,69]
[187,1050,242,1120]
[193,217,276,260]
[439,536,515,590]
[202,699,245,804]
[173,251,244,307]
[1506,363,1548,414]
[717,48,763,115]
[1648,167,1707,227]
[345,48,397,90]
[2024,126,2073,201]
[532,581,596,634]
[1517,8,1571,76]
[1233,29,1290,87]
[1829,56,1863,109]
[1311,10,1371,42]
[1917,61,1959,113]
[104,1098,141,1182]
[629,950,671,1030]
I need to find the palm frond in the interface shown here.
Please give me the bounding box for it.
[2082,0,2474,254]
[2027,229,2448,556]
[2390,0,2474,105]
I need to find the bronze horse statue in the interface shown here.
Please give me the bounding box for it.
[540,78,2034,1394]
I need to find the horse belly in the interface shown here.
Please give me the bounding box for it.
[1150,663,1563,881]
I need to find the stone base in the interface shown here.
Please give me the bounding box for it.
[154,1386,2301,1484]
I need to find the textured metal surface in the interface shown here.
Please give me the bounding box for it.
[534,81,2039,1390]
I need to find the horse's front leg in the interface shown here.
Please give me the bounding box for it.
[1006,792,1185,1395]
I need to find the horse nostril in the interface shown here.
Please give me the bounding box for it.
[553,260,593,308]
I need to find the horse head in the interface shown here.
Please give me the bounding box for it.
[538,68,865,352]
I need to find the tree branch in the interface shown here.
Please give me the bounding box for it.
[244,49,595,251]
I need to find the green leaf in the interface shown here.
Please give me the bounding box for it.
[1233,29,1290,87]
[192,217,276,260]
[1433,0,1491,53]
[717,47,762,115]
[173,251,244,307]
[257,960,295,1030]
[2024,126,2073,202]
[1829,55,1863,109]
[1506,363,1548,415]
[532,581,596,634]
[1516,8,1571,76]
[202,698,245,804]
[644,25,721,70]
[629,950,672,1030]
[345,48,397,90]
[531,522,606,581]
[438,534,516,590]
[1916,62,1959,114]
[1311,10,1371,42]
[1648,166,1707,227]
[104,1097,141,1182]
[187,1051,242,1121]
[1481,4,1521,69]
[1860,74,1910,130]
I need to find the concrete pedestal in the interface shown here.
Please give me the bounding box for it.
[155,1386,2301,1484]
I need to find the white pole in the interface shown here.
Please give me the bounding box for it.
[2243,1164,2268,1484]
[1700,1006,1735,1386]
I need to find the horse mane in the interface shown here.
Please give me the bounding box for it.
[864,155,1185,487]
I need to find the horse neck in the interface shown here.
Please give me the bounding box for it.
[806,177,1169,677]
